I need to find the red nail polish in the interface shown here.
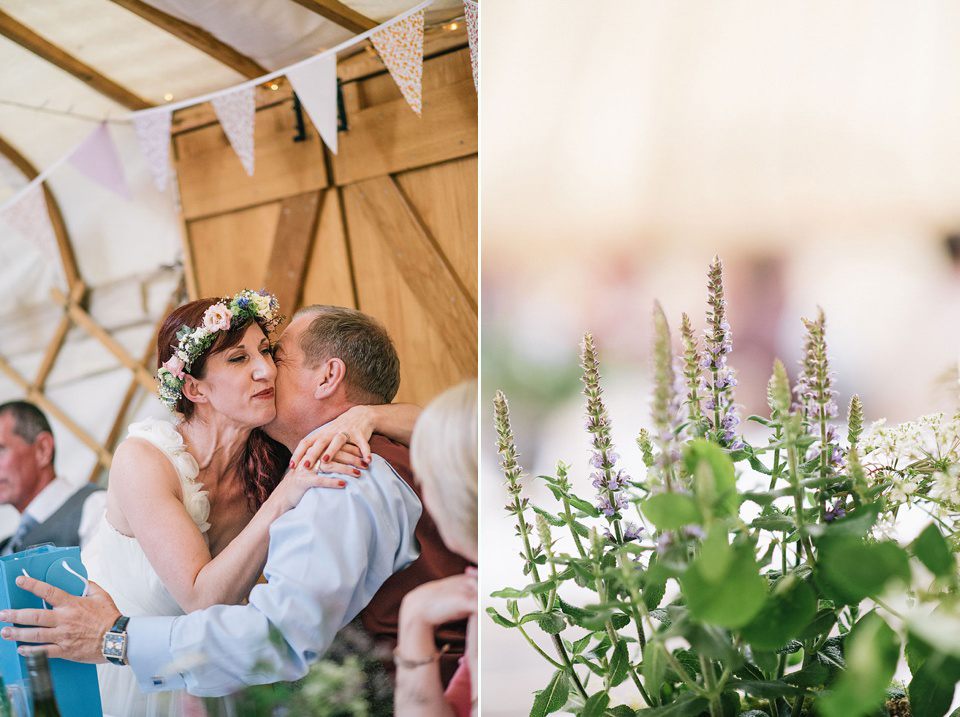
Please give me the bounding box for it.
[353,469,361,476]
[338,480,346,487]
[304,460,311,469]
[289,460,295,469]
[322,454,330,462]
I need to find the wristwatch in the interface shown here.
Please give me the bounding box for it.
[101,616,130,666]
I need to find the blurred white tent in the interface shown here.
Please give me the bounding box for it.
[0,0,471,534]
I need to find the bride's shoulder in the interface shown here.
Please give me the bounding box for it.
[112,431,182,489]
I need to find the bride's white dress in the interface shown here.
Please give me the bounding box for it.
[82,418,233,717]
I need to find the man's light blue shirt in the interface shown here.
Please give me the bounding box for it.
[125,455,421,697]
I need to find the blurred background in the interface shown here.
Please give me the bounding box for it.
[480,1,960,713]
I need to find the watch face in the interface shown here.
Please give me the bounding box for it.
[103,632,126,657]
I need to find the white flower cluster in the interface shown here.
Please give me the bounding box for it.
[860,412,960,513]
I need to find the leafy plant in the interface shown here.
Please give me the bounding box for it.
[491,257,960,717]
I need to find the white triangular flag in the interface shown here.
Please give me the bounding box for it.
[67,122,132,199]
[464,0,478,92]
[371,9,425,116]
[212,87,256,176]
[287,55,339,154]
[0,184,62,276]
[132,110,173,192]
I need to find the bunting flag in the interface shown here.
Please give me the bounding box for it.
[132,110,173,192]
[67,122,132,199]
[212,87,256,176]
[287,55,339,154]
[371,9,426,116]
[0,185,62,277]
[464,0,478,92]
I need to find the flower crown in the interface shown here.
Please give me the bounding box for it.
[156,289,282,411]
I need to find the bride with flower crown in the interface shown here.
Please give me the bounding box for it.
[81,290,417,716]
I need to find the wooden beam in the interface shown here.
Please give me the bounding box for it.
[264,190,324,327]
[50,288,158,394]
[0,353,112,469]
[0,9,153,110]
[106,0,267,79]
[286,0,376,34]
[0,134,82,289]
[89,280,183,484]
[33,281,88,390]
[342,175,477,374]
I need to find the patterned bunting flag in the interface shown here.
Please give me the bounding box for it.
[464,0,478,92]
[67,122,132,199]
[132,110,173,192]
[0,184,63,280]
[212,87,256,176]
[371,9,426,116]
[287,55,339,154]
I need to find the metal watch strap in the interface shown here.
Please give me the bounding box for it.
[103,615,130,666]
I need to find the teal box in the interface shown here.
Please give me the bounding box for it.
[0,544,102,716]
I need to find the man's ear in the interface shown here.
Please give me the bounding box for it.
[181,376,209,405]
[32,432,55,469]
[314,358,346,399]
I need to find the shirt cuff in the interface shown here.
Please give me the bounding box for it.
[127,616,186,693]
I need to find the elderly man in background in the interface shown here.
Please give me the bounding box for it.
[0,401,105,555]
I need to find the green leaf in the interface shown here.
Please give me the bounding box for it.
[491,586,530,599]
[698,524,734,582]
[556,596,594,624]
[571,632,595,655]
[747,454,773,475]
[727,680,803,698]
[817,535,910,604]
[740,575,817,651]
[530,670,570,717]
[750,512,796,532]
[485,607,516,628]
[532,505,566,527]
[635,692,709,716]
[609,706,637,717]
[684,439,739,517]
[567,494,601,518]
[913,523,954,578]
[818,612,899,717]
[525,580,557,595]
[643,575,667,610]
[581,692,611,717]
[681,543,767,628]
[611,613,631,630]
[609,640,630,686]
[799,608,838,641]
[910,659,959,717]
[641,492,702,530]
[782,662,829,688]
[536,613,566,634]
[642,642,666,697]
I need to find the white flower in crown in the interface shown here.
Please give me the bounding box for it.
[202,303,234,332]
[251,292,271,314]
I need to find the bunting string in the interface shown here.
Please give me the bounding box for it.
[0,0,445,227]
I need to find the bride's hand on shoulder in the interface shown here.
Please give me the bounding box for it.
[272,464,349,513]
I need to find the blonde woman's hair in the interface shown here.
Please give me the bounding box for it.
[410,379,478,558]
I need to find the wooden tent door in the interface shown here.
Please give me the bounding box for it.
[171,32,477,405]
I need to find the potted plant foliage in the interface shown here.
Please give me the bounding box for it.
[491,257,960,717]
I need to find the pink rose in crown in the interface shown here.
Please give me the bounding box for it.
[202,303,234,332]
[163,355,186,380]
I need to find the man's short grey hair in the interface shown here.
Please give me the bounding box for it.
[0,401,54,444]
[293,306,400,404]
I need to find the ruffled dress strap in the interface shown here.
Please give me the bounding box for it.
[126,418,211,534]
